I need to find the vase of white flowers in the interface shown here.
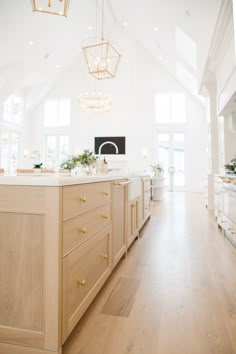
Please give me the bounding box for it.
[60,150,96,175]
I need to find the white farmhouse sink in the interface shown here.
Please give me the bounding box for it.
[128,177,141,201]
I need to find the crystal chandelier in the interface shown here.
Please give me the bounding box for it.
[82,0,121,80]
[31,0,70,17]
[79,92,112,112]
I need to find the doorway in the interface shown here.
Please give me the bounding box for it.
[157,133,185,191]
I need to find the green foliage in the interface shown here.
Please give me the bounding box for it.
[224,155,236,172]
[60,150,96,171]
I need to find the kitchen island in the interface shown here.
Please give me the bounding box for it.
[0,173,151,354]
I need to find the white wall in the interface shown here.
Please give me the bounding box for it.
[29,31,207,192]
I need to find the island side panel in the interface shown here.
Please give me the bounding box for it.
[0,185,62,353]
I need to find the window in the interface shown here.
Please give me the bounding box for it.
[155,93,186,123]
[44,99,71,127]
[45,135,70,169]
[0,129,20,174]
[3,95,23,124]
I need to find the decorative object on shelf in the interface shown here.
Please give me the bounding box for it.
[151,163,164,177]
[79,91,112,112]
[31,0,70,17]
[60,150,96,174]
[82,0,121,80]
[225,155,236,173]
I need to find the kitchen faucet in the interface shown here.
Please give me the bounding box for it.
[96,141,119,174]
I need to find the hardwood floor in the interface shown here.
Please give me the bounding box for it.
[63,192,236,354]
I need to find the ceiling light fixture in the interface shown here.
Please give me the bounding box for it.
[31,0,70,17]
[82,0,121,80]
[79,91,112,112]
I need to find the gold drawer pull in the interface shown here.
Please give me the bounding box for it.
[79,227,87,233]
[77,279,86,286]
[80,196,87,203]
[102,213,109,219]
[102,192,109,196]
[102,254,108,260]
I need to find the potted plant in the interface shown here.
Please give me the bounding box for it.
[33,162,43,174]
[150,163,165,200]
[151,163,164,177]
[225,155,236,174]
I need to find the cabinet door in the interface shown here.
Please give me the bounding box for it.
[62,225,112,342]
[112,181,128,268]
[127,200,139,249]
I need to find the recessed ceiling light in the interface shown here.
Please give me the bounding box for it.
[123,21,128,27]
[28,41,34,46]
[88,26,92,31]
[44,53,50,60]
[56,64,61,69]
[159,56,163,61]
[185,9,190,17]
[154,26,158,32]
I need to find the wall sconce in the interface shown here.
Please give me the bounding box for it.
[141,148,149,159]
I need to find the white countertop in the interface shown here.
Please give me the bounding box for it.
[217,174,236,179]
[0,173,151,186]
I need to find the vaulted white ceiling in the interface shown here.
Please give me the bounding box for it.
[0,0,222,111]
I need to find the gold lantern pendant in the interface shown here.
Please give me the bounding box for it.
[31,0,70,17]
[82,0,121,80]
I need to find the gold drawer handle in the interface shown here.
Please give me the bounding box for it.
[79,227,87,233]
[77,279,86,286]
[102,213,109,219]
[102,192,109,196]
[102,254,108,260]
[80,196,87,203]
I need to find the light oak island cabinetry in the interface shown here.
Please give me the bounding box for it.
[111,180,129,268]
[0,175,151,354]
[62,182,112,342]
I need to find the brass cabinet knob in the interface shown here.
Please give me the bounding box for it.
[102,192,109,196]
[102,254,108,260]
[79,227,87,233]
[80,196,87,203]
[102,213,109,219]
[77,279,86,286]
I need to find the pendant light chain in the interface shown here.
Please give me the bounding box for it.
[101,0,104,41]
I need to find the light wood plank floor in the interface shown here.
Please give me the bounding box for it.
[63,192,236,354]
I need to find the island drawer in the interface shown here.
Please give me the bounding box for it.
[63,182,111,220]
[62,225,111,341]
[63,203,111,256]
